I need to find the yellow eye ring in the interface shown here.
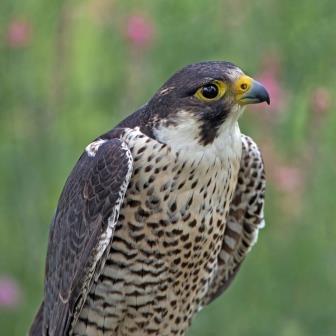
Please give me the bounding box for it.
[194,80,227,102]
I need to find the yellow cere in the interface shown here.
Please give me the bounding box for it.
[232,75,253,95]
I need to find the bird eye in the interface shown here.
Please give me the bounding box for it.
[195,80,226,102]
[201,84,219,99]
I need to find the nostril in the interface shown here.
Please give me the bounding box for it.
[240,83,248,91]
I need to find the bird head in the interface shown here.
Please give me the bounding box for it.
[148,61,269,150]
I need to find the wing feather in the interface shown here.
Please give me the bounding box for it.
[29,138,133,336]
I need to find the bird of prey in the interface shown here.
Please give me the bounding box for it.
[29,61,269,336]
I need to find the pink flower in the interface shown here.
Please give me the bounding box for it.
[252,52,286,114]
[125,13,154,48]
[0,276,22,309]
[6,19,32,48]
[272,165,304,194]
[310,87,331,117]
[260,139,304,194]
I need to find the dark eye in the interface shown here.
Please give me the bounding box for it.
[194,80,226,102]
[201,84,219,99]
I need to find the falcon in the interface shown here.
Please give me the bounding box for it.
[30,61,269,336]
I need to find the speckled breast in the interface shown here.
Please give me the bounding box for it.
[73,128,241,336]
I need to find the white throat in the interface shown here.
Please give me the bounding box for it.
[153,109,243,164]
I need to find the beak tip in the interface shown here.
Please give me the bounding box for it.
[257,84,270,105]
[238,79,270,106]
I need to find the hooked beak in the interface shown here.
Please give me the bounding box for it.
[234,75,270,105]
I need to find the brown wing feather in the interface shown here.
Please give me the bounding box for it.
[203,134,266,305]
[29,138,133,336]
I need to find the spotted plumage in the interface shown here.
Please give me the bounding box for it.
[29,61,269,336]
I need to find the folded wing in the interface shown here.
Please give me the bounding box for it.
[29,138,133,336]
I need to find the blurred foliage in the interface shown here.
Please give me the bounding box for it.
[0,0,336,335]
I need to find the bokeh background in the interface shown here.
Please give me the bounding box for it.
[1,0,336,335]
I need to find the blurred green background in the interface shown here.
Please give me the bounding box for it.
[1,0,336,335]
